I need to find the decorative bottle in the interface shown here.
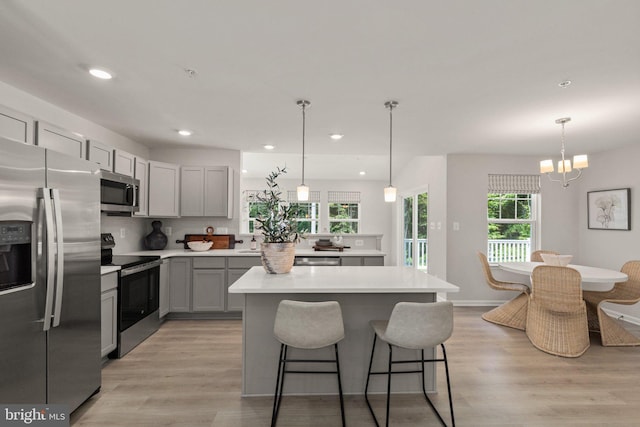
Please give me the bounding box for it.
[144,220,168,250]
[250,235,257,250]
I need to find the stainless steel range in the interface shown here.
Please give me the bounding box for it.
[101,233,161,358]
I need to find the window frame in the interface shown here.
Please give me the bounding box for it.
[328,202,360,234]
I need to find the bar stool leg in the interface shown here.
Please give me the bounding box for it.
[385,344,393,427]
[334,343,346,427]
[271,344,288,427]
[441,344,455,427]
[364,335,380,427]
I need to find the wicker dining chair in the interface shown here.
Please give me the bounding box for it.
[530,250,559,262]
[477,252,529,330]
[526,265,589,357]
[582,260,640,347]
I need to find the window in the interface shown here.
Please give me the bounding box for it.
[290,202,320,234]
[247,201,268,234]
[329,203,359,233]
[487,193,538,263]
[402,191,428,270]
[486,174,541,263]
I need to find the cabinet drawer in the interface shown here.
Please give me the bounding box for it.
[228,257,262,269]
[101,272,118,292]
[193,257,226,269]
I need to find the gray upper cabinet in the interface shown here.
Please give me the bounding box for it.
[0,104,34,144]
[180,166,233,218]
[86,140,114,171]
[148,160,180,217]
[113,149,135,177]
[35,121,86,159]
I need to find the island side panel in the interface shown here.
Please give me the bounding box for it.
[242,292,436,396]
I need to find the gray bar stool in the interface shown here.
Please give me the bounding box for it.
[365,301,455,427]
[271,300,346,427]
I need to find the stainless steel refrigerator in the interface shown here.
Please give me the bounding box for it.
[0,137,101,412]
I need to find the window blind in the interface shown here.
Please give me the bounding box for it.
[488,174,541,194]
[287,190,321,203]
[328,191,361,203]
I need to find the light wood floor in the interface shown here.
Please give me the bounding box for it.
[71,307,640,426]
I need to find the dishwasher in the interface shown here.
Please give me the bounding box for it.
[294,256,341,266]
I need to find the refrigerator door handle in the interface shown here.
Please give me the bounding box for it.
[51,189,65,327]
[40,188,55,331]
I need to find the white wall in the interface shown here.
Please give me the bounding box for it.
[240,176,392,254]
[577,142,640,320]
[446,154,579,304]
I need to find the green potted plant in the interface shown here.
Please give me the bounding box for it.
[254,167,302,273]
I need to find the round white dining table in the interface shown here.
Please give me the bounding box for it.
[499,262,628,284]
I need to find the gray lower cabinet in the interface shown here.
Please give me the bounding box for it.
[159,259,170,318]
[169,258,192,312]
[100,272,118,358]
[227,257,262,311]
[340,256,384,266]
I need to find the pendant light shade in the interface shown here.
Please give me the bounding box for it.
[297,100,310,201]
[384,101,398,203]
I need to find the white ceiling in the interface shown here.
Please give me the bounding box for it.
[0,1,639,180]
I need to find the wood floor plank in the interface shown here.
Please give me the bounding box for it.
[71,308,640,426]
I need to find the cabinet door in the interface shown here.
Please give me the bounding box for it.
[114,149,135,176]
[101,289,118,357]
[35,121,85,158]
[0,104,33,144]
[204,167,232,218]
[363,257,384,266]
[133,158,148,217]
[159,259,170,318]
[340,257,363,266]
[180,166,204,216]
[148,160,180,217]
[192,270,225,312]
[227,269,248,312]
[87,140,114,171]
[169,258,192,312]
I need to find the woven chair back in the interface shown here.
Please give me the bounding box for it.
[531,250,559,262]
[478,252,500,290]
[613,261,640,301]
[531,266,582,313]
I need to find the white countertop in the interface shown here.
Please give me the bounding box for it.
[124,248,386,259]
[101,266,121,275]
[228,266,460,294]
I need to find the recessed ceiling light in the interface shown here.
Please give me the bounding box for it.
[329,133,344,140]
[89,68,112,80]
[242,169,248,174]
[359,171,366,176]
[558,80,572,88]
[178,129,192,136]
[264,145,275,150]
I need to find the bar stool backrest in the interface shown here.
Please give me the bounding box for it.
[384,301,453,349]
[273,300,345,349]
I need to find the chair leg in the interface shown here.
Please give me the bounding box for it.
[364,335,381,427]
[420,346,455,427]
[441,344,455,427]
[271,344,288,427]
[334,343,346,427]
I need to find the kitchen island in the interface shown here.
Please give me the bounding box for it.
[228,266,459,396]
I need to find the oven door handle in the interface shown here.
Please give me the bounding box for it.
[119,259,162,277]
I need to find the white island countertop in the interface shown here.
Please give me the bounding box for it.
[228,266,459,294]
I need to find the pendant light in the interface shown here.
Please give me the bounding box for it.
[539,117,588,188]
[296,100,310,201]
[384,101,398,202]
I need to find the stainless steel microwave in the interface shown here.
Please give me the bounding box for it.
[100,171,140,214]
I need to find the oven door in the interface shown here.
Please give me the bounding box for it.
[118,264,159,332]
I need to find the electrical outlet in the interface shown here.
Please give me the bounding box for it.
[355,239,364,247]
[165,226,172,236]
[308,239,314,246]
[453,222,460,231]
[120,228,126,238]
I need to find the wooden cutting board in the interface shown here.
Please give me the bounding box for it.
[176,227,242,250]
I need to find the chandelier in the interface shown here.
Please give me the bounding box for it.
[539,117,588,188]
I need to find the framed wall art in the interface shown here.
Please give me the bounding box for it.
[587,188,630,230]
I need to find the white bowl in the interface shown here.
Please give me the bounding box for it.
[187,241,213,251]
[540,254,573,266]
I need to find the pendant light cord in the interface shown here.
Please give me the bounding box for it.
[302,102,306,186]
[385,101,398,187]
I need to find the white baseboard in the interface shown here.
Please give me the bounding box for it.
[601,307,640,326]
